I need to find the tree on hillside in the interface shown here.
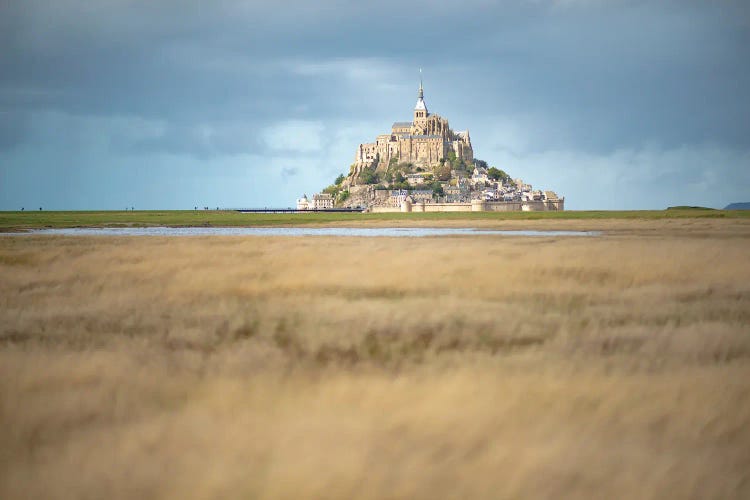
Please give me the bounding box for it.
[335,174,345,185]
[360,168,379,185]
[431,182,444,199]
[322,184,339,195]
[488,167,510,182]
[474,159,488,170]
[434,163,451,181]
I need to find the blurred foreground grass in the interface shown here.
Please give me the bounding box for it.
[1,220,749,499]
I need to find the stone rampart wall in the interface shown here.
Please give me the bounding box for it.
[424,203,474,212]
[370,206,401,213]
[370,199,565,213]
[485,200,565,211]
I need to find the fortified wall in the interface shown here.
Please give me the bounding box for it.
[370,199,565,213]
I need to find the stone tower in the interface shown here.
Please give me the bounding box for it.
[413,77,428,130]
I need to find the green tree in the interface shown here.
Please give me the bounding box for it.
[334,174,345,186]
[360,168,379,185]
[322,184,339,196]
[487,167,510,182]
[474,159,488,170]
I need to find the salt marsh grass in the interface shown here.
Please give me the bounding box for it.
[1,208,749,232]
[1,220,749,499]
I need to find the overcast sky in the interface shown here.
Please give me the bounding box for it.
[1,0,749,210]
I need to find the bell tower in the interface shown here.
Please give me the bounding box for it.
[413,71,428,127]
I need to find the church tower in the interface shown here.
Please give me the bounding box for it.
[413,75,428,127]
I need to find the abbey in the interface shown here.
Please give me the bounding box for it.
[351,81,473,175]
[301,79,564,212]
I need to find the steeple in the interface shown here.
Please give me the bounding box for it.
[414,69,427,121]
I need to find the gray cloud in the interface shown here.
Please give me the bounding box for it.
[1,0,749,209]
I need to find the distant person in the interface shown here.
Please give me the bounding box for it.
[39,207,42,211]
[21,207,24,211]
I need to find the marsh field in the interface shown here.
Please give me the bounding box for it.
[1,207,749,231]
[1,217,750,499]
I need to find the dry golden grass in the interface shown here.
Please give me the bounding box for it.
[1,219,750,499]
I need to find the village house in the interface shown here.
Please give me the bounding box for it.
[472,167,489,186]
[390,190,410,207]
[406,173,428,186]
[444,184,470,203]
[411,190,434,203]
[311,193,334,209]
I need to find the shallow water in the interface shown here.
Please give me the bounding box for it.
[17,227,600,237]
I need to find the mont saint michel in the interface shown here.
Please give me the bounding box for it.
[351,79,474,173]
[298,80,564,212]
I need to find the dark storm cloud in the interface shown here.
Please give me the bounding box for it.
[4,1,749,147]
[1,0,749,208]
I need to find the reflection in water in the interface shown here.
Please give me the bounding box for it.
[23,227,600,237]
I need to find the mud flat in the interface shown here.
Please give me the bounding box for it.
[1,218,749,499]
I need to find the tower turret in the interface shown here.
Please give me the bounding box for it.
[413,71,428,126]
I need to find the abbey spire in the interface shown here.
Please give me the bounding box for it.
[414,70,427,122]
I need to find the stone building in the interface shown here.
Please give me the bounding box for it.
[311,193,334,210]
[297,193,334,210]
[351,80,474,178]
[296,194,310,210]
